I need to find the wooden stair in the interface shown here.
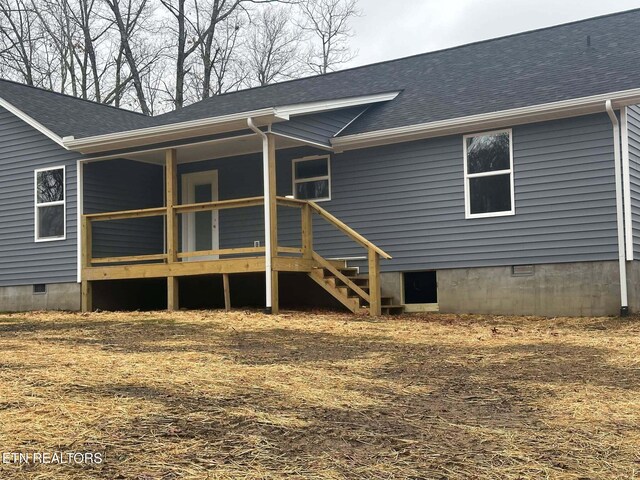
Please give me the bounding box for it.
[307,254,405,316]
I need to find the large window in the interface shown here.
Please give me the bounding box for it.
[292,155,331,202]
[34,166,66,241]
[463,129,514,218]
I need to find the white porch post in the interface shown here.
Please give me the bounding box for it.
[248,119,279,314]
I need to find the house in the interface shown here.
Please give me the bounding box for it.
[3,9,640,317]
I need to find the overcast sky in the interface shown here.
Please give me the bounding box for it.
[346,0,640,68]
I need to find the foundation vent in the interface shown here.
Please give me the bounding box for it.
[512,265,534,277]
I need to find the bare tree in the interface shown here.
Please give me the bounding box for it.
[196,7,244,99]
[30,0,75,93]
[68,0,106,101]
[299,0,359,75]
[246,6,300,86]
[209,12,247,95]
[103,0,153,114]
[161,0,292,108]
[0,0,40,85]
[0,0,359,113]
[188,10,246,99]
[159,0,240,108]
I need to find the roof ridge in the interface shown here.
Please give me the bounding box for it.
[0,77,148,117]
[163,6,640,116]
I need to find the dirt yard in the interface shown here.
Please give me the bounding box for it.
[0,310,639,479]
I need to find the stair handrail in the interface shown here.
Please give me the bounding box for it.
[276,196,392,260]
[276,196,389,316]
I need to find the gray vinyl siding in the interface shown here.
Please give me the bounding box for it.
[83,159,164,258]
[320,113,617,271]
[172,112,617,272]
[0,107,80,287]
[271,107,366,146]
[626,105,640,259]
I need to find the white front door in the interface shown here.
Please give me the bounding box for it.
[181,170,219,261]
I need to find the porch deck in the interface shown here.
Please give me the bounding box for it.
[81,193,393,315]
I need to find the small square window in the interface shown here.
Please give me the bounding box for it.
[292,156,331,202]
[35,167,66,241]
[33,284,47,294]
[464,130,514,219]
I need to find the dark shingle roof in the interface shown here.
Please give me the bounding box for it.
[3,8,640,139]
[0,79,151,138]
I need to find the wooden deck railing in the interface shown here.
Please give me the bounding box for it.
[276,196,391,315]
[82,195,391,315]
[82,197,267,267]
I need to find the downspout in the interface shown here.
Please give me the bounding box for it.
[605,100,629,316]
[247,118,273,312]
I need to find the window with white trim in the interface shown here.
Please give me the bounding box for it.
[464,129,514,218]
[292,155,331,201]
[35,166,66,241]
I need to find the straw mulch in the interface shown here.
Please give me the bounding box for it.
[0,310,639,479]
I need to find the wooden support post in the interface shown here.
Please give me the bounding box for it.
[368,247,381,316]
[267,134,279,314]
[223,273,231,311]
[81,216,92,312]
[166,149,179,310]
[271,270,279,314]
[81,280,92,313]
[81,216,92,268]
[301,203,313,260]
[167,277,179,311]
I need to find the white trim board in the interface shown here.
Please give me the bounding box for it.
[291,154,332,202]
[0,96,66,148]
[463,129,515,219]
[274,91,400,118]
[64,108,279,154]
[76,160,83,283]
[621,106,634,261]
[63,92,401,155]
[332,87,640,151]
[181,170,220,261]
[34,165,67,243]
[81,133,260,163]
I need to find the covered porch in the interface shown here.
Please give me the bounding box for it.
[79,131,394,315]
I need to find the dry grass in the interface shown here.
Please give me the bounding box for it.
[0,310,639,479]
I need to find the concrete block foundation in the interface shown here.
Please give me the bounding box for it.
[625,260,640,313]
[0,282,81,312]
[437,261,621,317]
[379,260,630,317]
[380,272,403,305]
[0,260,632,316]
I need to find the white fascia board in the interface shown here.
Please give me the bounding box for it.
[0,96,67,148]
[64,107,279,154]
[332,87,640,151]
[274,91,401,118]
[64,92,401,154]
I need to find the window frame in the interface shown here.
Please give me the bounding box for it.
[463,128,515,219]
[291,155,331,202]
[34,165,66,242]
